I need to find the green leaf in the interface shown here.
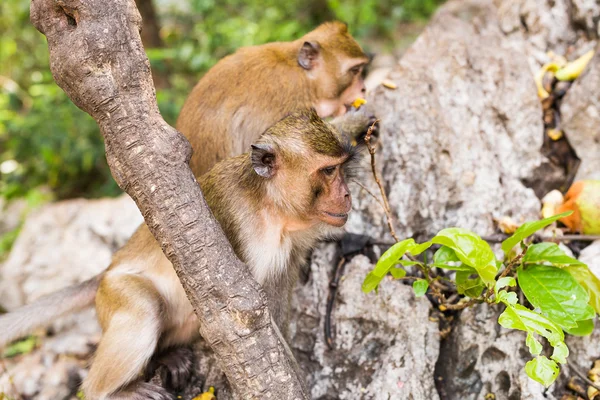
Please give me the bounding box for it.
[396,260,420,267]
[434,245,460,264]
[372,239,417,277]
[498,303,564,346]
[525,356,559,387]
[518,265,591,328]
[432,263,474,271]
[523,243,584,266]
[365,238,431,292]
[408,241,432,256]
[456,270,485,298]
[431,228,497,284]
[501,212,572,255]
[562,318,594,336]
[3,336,37,358]
[551,342,568,364]
[526,332,542,355]
[433,246,472,271]
[565,264,600,314]
[413,280,429,297]
[497,290,518,305]
[495,276,516,295]
[389,267,407,279]
[362,272,383,293]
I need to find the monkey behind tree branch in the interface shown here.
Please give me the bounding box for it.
[0,109,357,400]
[177,21,373,176]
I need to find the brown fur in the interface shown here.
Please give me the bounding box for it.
[177,21,368,176]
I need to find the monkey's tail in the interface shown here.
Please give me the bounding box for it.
[0,274,102,349]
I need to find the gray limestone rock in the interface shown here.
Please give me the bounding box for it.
[560,46,600,181]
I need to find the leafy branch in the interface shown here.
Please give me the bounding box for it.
[362,209,600,387]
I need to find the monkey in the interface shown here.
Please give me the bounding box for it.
[0,109,357,399]
[176,21,374,177]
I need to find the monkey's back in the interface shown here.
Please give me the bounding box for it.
[176,42,314,176]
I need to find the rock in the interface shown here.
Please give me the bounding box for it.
[560,46,600,181]
[0,194,142,310]
[0,197,27,237]
[349,0,546,243]
[562,323,600,386]
[570,0,600,38]
[579,240,600,278]
[437,303,552,400]
[290,246,440,399]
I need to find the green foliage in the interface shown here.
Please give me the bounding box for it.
[412,279,428,297]
[362,238,431,293]
[431,228,497,284]
[518,265,594,329]
[2,336,37,358]
[0,1,120,200]
[500,211,570,255]
[363,213,596,387]
[328,0,444,38]
[525,357,560,387]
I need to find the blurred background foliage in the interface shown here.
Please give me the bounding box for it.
[0,0,444,203]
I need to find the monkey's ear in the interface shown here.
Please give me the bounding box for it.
[251,144,277,178]
[298,41,320,70]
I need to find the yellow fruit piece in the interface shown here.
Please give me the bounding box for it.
[351,98,367,108]
[546,128,563,141]
[381,79,397,89]
[535,62,560,100]
[192,387,216,400]
[556,50,595,81]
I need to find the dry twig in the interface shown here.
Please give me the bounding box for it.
[364,120,399,242]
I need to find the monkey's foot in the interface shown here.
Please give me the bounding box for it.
[108,382,175,400]
[146,346,195,391]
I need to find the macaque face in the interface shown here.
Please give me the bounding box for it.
[296,22,369,119]
[313,58,368,118]
[311,159,353,227]
[250,109,357,230]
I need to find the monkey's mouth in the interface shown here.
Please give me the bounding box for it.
[322,211,349,227]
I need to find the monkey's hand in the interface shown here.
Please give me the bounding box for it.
[146,347,195,392]
[329,105,379,145]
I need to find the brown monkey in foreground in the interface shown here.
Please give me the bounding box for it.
[177,21,372,176]
[0,109,357,399]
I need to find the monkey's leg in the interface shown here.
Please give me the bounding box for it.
[83,274,168,399]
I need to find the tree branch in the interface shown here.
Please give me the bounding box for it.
[29,0,308,398]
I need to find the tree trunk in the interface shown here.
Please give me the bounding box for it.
[28,0,308,398]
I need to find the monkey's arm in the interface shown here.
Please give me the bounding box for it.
[329,106,379,144]
[0,275,101,349]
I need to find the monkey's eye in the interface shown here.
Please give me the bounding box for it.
[350,65,362,75]
[321,166,336,176]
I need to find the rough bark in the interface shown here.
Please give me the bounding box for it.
[28,0,308,398]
